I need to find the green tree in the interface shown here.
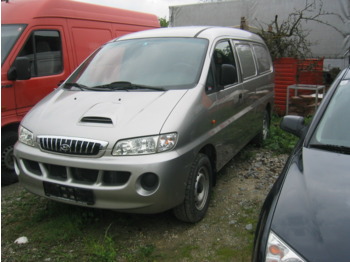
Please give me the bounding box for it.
[159,17,169,27]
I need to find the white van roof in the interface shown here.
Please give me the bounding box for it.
[117,26,265,44]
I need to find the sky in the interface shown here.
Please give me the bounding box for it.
[74,0,201,19]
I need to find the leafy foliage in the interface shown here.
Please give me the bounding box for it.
[158,17,169,27]
[263,115,299,154]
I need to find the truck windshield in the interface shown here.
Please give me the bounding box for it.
[1,24,27,65]
[67,37,208,90]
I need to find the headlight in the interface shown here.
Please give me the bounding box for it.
[112,133,177,156]
[266,231,306,262]
[18,126,35,146]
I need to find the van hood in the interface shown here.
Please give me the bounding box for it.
[271,148,350,262]
[23,89,187,141]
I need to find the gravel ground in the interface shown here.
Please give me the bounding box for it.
[1,146,289,261]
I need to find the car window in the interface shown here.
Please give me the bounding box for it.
[205,40,238,93]
[311,79,350,147]
[17,30,63,77]
[236,44,257,79]
[253,44,272,74]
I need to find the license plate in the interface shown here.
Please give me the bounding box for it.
[43,182,94,205]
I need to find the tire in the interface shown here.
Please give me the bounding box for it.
[1,130,19,185]
[252,109,270,147]
[173,153,212,223]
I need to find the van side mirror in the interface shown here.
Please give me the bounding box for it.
[8,57,31,81]
[280,115,306,138]
[220,64,237,86]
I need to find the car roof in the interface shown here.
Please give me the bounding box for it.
[116,26,265,44]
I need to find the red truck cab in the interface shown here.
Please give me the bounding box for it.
[1,0,159,184]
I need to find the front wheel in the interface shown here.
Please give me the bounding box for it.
[1,130,19,185]
[173,153,212,223]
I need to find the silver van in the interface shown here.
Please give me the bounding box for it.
[14,26,274,222]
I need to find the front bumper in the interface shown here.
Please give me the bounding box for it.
[14,142,193,213]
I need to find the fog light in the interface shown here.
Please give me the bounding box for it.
[140,173,159,191]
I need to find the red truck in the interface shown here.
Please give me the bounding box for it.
[1,0,159,184]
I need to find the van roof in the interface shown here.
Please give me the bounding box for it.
[117,26,265,44]
[1,0,159,28]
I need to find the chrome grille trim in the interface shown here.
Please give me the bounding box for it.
[37,136,108,157]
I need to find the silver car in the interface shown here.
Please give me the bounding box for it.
[14,26,274,222]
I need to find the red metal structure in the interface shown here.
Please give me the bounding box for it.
[274,58,324,115]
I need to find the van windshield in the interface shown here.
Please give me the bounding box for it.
[1,24,27,65]
[66,37,208,90]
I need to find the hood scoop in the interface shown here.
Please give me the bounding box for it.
[81,116,113,124]
[80,102,121,126]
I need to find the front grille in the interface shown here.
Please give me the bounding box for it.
[22,159,131,186]
[46,163,67,180]
[38,136,108,156]
[71,167,99,184]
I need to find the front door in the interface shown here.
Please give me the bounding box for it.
[12,26,71,117]
[206,40,245,167]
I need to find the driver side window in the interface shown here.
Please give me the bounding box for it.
[17,30,63,77]
[206,40,237,94]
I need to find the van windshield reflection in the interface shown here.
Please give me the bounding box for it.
[66,38,208,90]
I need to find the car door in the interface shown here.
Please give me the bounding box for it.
[12,26,71,118]
[206,39,246,168]
[234,42,260,138]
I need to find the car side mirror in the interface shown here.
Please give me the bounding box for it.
[220,64,237,87]
[7,57,31,81]
[280,115,306,138]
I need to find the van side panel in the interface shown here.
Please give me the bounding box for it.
[1,78,16,114]
[68,19,113,67]
[112,24,159,38]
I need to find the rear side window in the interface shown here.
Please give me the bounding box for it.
[253,44,272,73]
[236,44,256,79]
[17,30,63,77]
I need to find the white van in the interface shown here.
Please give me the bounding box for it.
[14,26,274,222]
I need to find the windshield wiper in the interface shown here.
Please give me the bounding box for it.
[309,144,350,154]
[92,81,165,91]
[63,82,90,91]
